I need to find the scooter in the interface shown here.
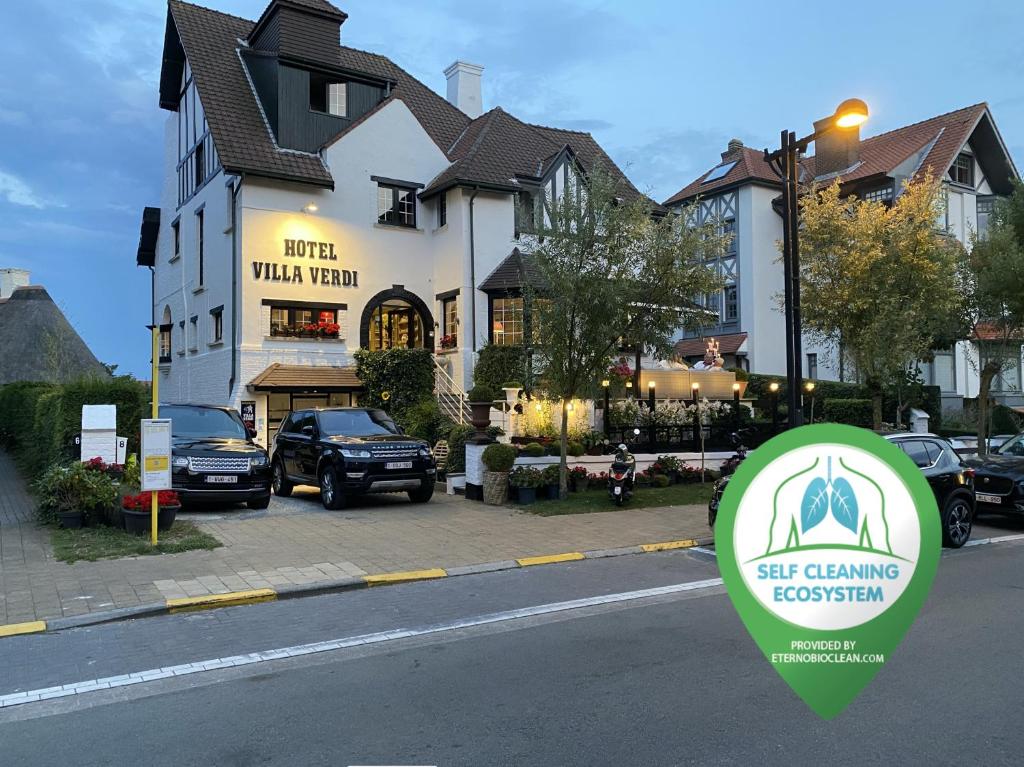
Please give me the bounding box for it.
[708,430,752,528]
[608,443,637,506]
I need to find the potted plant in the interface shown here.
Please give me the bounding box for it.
[299,323,318,338]
[481,442,517,505]
[122,490,181,535]
[501,381,523,404]
[569,465,589,492]
[655,454,682,483]
[322,322,341,339]
[466,384,497,435]
[33,462,118,529]
[540,464,560,499]
[509,466,543,505]
[589,471,607,491]
[439,334,457,350]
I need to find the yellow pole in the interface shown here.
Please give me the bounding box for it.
[151,326,159,546]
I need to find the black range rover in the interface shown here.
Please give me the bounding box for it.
[160,404,272,509]
[271,407,436,510]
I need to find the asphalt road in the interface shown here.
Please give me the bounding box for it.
[1,536,1023,766]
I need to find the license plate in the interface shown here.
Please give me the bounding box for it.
[386,461,413,471]
[205,475,238,484]
[613,486,622,495]
[977,493,1001,504]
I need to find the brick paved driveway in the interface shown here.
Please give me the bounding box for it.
[0,450,710,625]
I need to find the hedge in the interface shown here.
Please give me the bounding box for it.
[822,399,874,428]
[354,348,434,417]
[473,344,528,392]
[0,377,149,475]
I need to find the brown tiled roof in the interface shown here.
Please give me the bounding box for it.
[168,2,645,199]
[664,104,995,207]
[249,363,362,390]
[674,333,748,358]
[664,147,778,206]
[169,1,334,187]
[478,248,545,292]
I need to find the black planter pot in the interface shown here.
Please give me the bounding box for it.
[575,478,590,493]
[57,510,84,529]
[122,508,150,536]
[158,504,179,532]
[544,483,559,500]
[516,486,537,505]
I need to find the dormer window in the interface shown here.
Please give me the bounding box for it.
[949,153,973,187]
[310,73,346,117]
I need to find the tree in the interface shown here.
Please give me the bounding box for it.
[527,170,726,497]
[798,176,965,429]
[959,181,1024,452]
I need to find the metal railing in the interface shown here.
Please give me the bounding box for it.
[434,356,469,424]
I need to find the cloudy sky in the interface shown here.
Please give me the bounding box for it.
[2,0,1022,378]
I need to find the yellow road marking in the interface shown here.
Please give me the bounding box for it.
[640,539,698,552]
[363,568,447,586]
[166,588,277,613]
[0,621,47,638]
[516,552,585,567]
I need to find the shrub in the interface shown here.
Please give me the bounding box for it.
[501,381,523,389]
[653,474,671,488]
[445,424,476,473]
[0,381,56,451]
[522,442,545,457]
[727,367,749,382]
[399,398,455,444]
[540,464,560,485]
[354,348,434,416]
[656,454,682,472]
[482,443,517,472]
[33,462,118,526]
[822,398,873,428]
[992,404,1022,435]
[473,344,528,393]
[567,441,585,457]
[466,384,497,403]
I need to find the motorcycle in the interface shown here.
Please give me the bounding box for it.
[708,430,752,528]
[607,443,637,506]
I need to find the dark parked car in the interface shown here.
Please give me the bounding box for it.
[709,433,975,548]
[965,431,1024,516]
[884,433,975,548]
[160,404,271,509]
[271,407,436,510]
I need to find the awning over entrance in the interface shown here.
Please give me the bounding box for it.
[248,363,362,392]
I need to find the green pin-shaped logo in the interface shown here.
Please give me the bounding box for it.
[716,424,941,719]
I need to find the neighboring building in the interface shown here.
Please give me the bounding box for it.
[663,104,1020,410]
[0,268,110,385]
[139,0,651,446]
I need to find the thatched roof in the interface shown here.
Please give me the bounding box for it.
[0,286,110,385]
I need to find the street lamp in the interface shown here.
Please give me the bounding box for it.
[763,98,868,428]
[601,379,611,436]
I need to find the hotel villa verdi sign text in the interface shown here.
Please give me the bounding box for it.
[251,239,358,287]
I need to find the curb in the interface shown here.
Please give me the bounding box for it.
[0,535,713,638]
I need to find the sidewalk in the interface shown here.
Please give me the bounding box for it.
[0,450,711,625]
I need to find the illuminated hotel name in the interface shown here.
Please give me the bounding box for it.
[250,239,358,287]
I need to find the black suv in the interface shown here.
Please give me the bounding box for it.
[884,433,975,548]
[160,404,272,509]
[965,431,1024,516]
[271,407,436,510]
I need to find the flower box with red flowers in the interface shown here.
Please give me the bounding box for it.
[439,334,457,350]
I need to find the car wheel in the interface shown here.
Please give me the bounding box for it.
[320,466,346,510]
[708,505,717,529]
[408,480,434,504]
[941,495,973,548]
[272,459,293,497]
[247,494,271,510]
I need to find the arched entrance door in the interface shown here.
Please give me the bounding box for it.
[360,287,434,351]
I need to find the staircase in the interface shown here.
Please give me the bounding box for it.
[434,356,470,424]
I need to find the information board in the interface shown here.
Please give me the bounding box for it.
[141,419,172,491]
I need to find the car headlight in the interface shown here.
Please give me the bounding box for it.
[172,456,189,468]
[418,446,433,459]
[341,448,372,459]
[251,455,268,467]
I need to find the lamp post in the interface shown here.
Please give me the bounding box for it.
[601,379,611,437]
[805,381,816,424]
[763,98,868,429]
[769,381,780,433]
[647,380,657,450]
[691,382,701,451]
[733,382,742,433]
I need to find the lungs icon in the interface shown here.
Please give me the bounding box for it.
[798,458,859,537]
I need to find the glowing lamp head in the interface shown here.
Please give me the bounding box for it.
[805,381,816,393]
[648,380,656,389]
[303,201,319,214]
[732,382,741,392]
[691,382,700,391]
[769,382,780,393]
[625,380,633,389]
[601,379,610,388]
[834,98,869,129]
[535,403,542,413]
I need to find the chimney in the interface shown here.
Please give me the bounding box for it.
[0,268,30,299]
[722,138,744,161]
[813,117,861,178]
[444,61,484,119]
